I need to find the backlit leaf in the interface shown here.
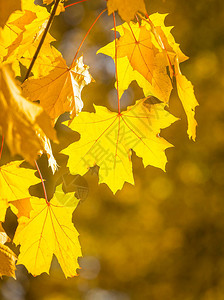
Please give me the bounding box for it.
[23,56,94,122]
[98,14,198,139]
[98,20,173,103]
[0,65,57,164]
[62,99,178,193]
[175,57,199,141]
[14,185,82,277]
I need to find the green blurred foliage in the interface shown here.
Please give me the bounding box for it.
[1,0,224,299]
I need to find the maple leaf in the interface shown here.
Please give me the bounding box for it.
[0,64,57,164]
[0,223,17,278]
[14,185,82,278]
[98,20,173,103]
[107,0,147,22]
[22,56,94,122]
[0,160,41,222]
[174,57,199,141]
[62,99,178,193]
[0,0,21,27]
[98,14,198,139]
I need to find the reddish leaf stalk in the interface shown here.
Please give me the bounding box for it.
[70,8,107,68]
[0,135,4,160]
[64,0,89,9]
[112,12,121,114]
[34,160,49,205]
[22,0,61,82]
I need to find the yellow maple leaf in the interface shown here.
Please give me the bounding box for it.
[0,0,21,27]
[0,223,17,278]
[98,14,198,140]
[22,56,94,122]
[0,64,57,164]
[14,185,82,278]
[107,0,147,22]
[0,160,41,222]
[62,98,178,193]
[175,57,199,141]
[98,20,173,103]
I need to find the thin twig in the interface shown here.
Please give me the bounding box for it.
[64,0,89,9]
[22,0,61,83]
[112,12,121,114]
[70,8,107,68]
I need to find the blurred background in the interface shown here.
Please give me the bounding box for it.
[1,0,224,299]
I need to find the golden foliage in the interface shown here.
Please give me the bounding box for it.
[14,185,81,278]
[0,65,57,164]
[62,99,178,193]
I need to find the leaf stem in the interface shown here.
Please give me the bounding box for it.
[22,0,61,83]
[35,160,49,204]
[112,12,120,114]
[70,8,107,68]
[64,0,89,9]
[0,135,4,160]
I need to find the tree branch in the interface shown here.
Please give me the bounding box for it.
[22,0,61,83]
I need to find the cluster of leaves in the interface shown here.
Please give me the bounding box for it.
[0,0,198,278]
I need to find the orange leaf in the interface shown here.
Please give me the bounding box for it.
[23,56,94,122]
[98,21,173,103]
[10,198,32,219]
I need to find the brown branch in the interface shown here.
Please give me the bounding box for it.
[22,0,61,83]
